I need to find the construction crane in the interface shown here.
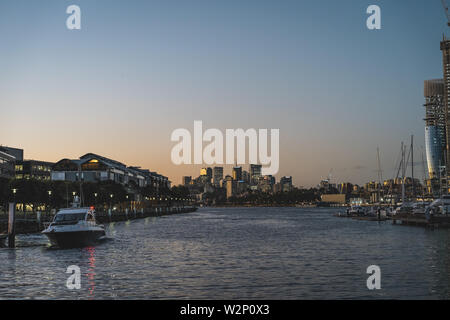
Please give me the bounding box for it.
[442,0,450,26]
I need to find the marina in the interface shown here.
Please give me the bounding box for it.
[1,207,450,299]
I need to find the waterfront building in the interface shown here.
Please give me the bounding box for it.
[338,182,354,195]
[0,146,23,161]
[232,166,242,181]
[212,166,223,187]
[0,149,16,179]
[273,183,282,193]
[319,180,330,191]
[424,79,446,180]
[249,164,262,185]
[51,153,170,190]
[183,176,192,186]
[242,170,250,184]
[280,176,293,192]
[200,167,212,179]
[258,175,275,193]
[15,160,53,180]
[225,175,235,198]
[236,180,248,195]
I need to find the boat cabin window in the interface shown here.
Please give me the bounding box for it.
[54,212,86,222]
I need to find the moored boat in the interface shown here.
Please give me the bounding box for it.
[42,197,105,248]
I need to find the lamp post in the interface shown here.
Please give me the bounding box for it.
[110,194,114,210]
[94,193,98,207]
[47,190,52,211]
[12,188,17,205]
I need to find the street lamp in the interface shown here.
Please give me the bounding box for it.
[12,188,18,204]
[47,190,52,210]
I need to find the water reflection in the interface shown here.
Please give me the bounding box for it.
[84,246,96,299]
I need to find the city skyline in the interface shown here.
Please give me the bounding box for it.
[1,1,447,187]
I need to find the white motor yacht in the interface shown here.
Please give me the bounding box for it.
[42,197,105,248]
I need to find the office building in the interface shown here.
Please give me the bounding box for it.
[280,176,293,192]
[212,167,223,187]
[225,175,236,198]
[232,166,242,181]
[249,164,262,185]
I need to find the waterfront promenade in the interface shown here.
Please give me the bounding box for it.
[0,206,197,235]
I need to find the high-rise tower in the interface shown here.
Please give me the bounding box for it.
[424,79,445,179]
[440,38,450,182]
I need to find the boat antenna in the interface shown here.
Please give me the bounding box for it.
[78,162,84,207]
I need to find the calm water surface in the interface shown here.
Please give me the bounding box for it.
[1,207,450,299]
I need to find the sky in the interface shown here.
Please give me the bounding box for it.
[0,0,448,187]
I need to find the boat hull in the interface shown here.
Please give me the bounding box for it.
[43,230,105,248]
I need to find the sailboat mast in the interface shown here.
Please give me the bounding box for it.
[377,146,383,202]
[401,142,406,204]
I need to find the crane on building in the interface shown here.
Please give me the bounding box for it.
[442,0,450,26]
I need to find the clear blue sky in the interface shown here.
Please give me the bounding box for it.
[0,0,447,186]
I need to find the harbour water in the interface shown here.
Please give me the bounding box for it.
[1,207,450,299]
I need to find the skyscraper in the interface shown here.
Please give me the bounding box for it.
[206,167,212,181]
[225,175,235,198]
[424,79,446,179]
[232,166,242,181]
[440,38,450,183]
[280,176,293,192]
[213,166,223,187]
[249,164,262,185]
